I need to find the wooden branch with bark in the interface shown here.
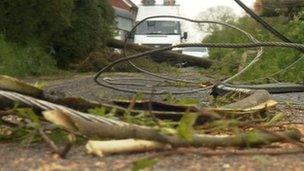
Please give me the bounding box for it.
[107,39,214,68]
[0,75,303,156]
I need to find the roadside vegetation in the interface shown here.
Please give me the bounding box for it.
[0,0,174,77]
[0,35,57,76]
[200,7,304,83]
[0,0,115,76]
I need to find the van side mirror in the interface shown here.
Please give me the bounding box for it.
[182,32,188,39]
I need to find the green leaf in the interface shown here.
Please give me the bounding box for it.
[132,157,158,171]
[15,108,41,127]
[88,107,107,117]
[32,81,47,89]
[177,112,198,142]
[176,98,200,105]
[265,113,286,126]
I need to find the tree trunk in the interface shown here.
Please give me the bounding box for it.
[107,39,214,68]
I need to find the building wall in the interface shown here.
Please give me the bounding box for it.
[117,17,133,31]
[108,0,138,40]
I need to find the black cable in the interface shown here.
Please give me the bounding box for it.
[122,15,261,84]
[96,41,304,81]
[94,41,304,94]
[94,16,264,94]
[94,13,304,95]
[234,0,293,43]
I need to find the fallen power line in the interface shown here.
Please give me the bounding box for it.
[94,1,304,95]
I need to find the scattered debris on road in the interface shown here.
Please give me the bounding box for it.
[1,75,303,160]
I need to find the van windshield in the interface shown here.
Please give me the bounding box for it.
[135,21,181,35]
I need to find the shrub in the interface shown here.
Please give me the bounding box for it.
[53,0,115,66]
[72,48,178,74]
[203,10,304,83]
[0,35,57,77]
[0,0,74,44]
[0,0,115,67]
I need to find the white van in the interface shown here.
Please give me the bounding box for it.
[134,5,187,48]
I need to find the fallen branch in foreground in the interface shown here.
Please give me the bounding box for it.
[207,90,278,115]
[0,75,43,97]
[0,75,303,157]
[107,39,214,68]
[0,75,277,120]
[86,139,171,157]
[0,90,302,148]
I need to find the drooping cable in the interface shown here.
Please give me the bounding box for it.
[94,40,304,94]
[123,16,262,84]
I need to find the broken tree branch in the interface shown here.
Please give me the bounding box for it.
[0,75,43,97]
[0,90,301,148]
[86,139,171,157]
[107,39,214,68]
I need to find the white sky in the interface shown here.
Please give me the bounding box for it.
[131,0,256,41]
[131,0,255,17]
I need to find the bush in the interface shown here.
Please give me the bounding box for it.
[203,10,304,83]
[0,0,115,67]
[0,0,74,44]
[53,0,115,66]
[257,0,304,17]
[72,48,178,74]
[0,35,57,77]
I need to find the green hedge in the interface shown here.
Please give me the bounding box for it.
[204,10,304,83]
[0,0,115,67]
[0,35,57,76]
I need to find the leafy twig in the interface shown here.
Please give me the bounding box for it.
[38,128,76,158]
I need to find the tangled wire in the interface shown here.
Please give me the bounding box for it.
[94,2,304,95]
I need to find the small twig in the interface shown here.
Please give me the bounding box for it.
[38,128,75,158]
[60,134,76,158]
[254,125,304,149]
[39,128,61,154]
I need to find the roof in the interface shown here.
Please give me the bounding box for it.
[123,0,138,9]
[136,5,180,21]
[108,0,138,12]
[113,7,134,19]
